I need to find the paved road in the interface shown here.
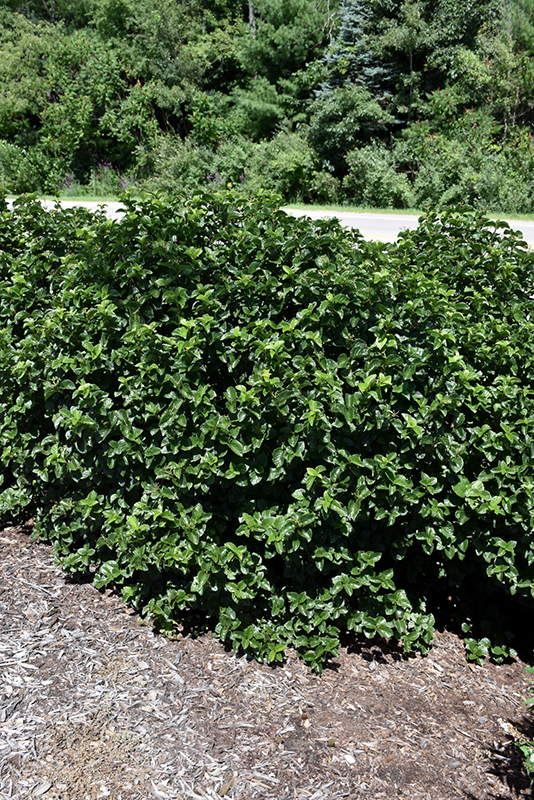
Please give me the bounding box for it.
[37,198,127,220]
[12,198,534,245]
[283,208,420,241]
[284,207,534,246]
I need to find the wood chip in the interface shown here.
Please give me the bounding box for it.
[0,524,532,800]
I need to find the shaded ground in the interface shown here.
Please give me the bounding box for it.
[0,523,532,800]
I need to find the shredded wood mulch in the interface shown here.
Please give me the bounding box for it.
[0,523,532,800]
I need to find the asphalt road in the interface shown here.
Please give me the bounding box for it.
[12,198,534,245]
[284,207,534,245]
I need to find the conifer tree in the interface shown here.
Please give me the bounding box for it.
[323,0,393,95]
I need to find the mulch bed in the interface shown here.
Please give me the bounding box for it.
[0,523,532,800]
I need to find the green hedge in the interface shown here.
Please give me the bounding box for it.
[1,193,534,670]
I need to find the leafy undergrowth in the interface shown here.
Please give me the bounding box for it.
[1,192,534,672]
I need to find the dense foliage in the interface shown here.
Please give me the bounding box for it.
[1,0,534,211]
[1,193,534,670]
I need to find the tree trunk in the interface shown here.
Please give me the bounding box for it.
[249,1,256,38]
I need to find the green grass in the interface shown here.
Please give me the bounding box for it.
[55,194,124,203]
[487,211,534,222]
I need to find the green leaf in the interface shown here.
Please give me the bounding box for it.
[228,439,246,457]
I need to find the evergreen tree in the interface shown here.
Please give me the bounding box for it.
[374,0,436,106]
[323,0,393,94]
[240,0,338,83]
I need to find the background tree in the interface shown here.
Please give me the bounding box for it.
[373,0,436,111]
[511,0,534,53]
[322,0,393,94]
[0,9,51,138]
[240,0,338,82]
[1,0,534,209]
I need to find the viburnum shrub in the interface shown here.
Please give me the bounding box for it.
[1,192,534,671]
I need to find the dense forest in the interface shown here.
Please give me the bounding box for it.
[1,0,534,211]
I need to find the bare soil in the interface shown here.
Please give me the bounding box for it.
[0,523,532,800]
